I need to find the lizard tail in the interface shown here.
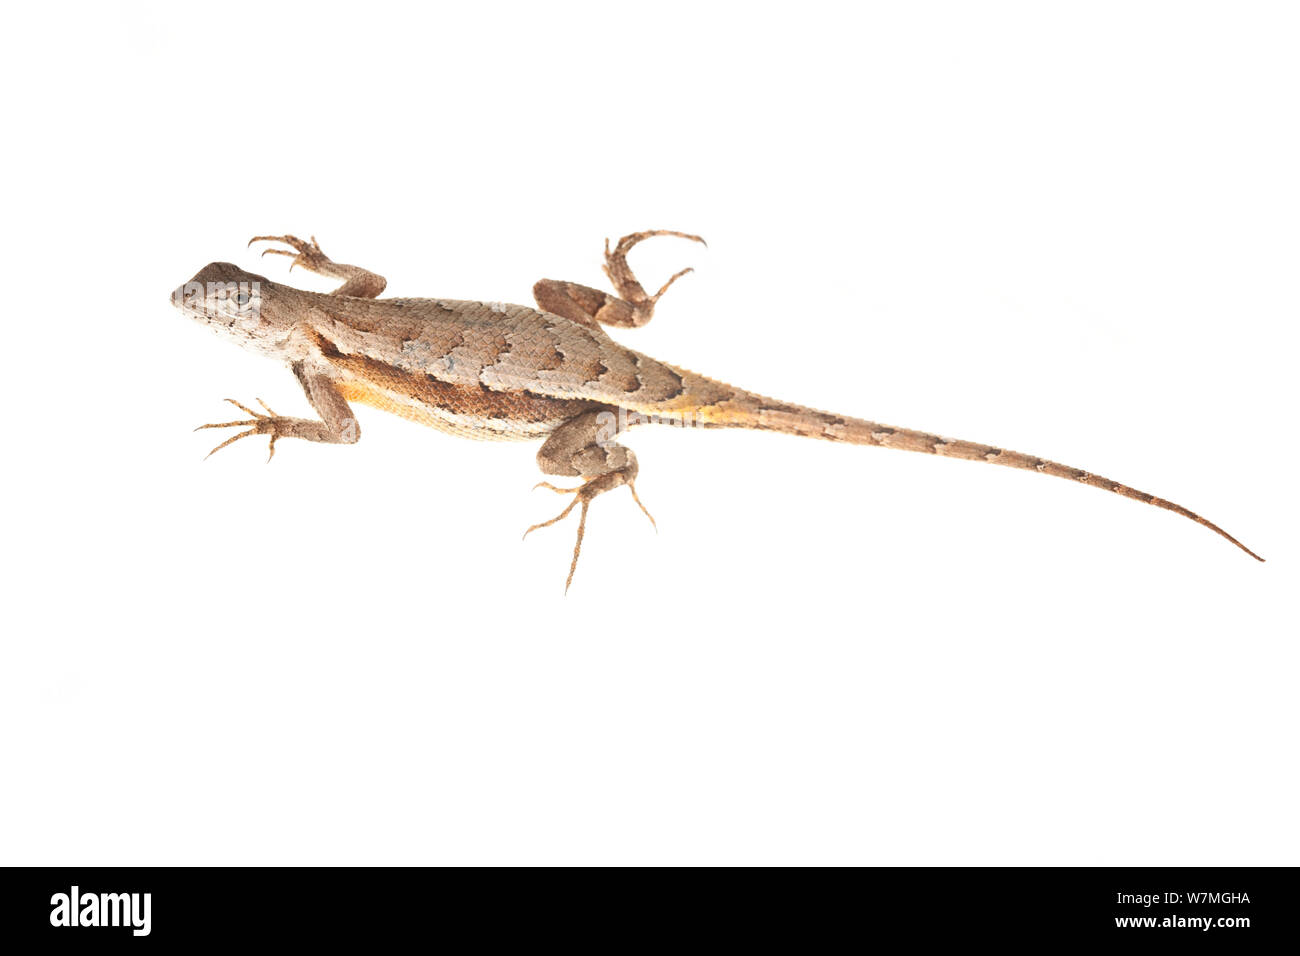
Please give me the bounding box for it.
[664,380,1264,562]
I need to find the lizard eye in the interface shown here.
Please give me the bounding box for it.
[233,291,252,307]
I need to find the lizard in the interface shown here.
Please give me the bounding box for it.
[170,231,1264,590]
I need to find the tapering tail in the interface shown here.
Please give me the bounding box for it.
[650,371,1264,562]
[825,414,1263,561]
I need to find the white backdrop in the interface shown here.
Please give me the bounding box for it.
[1,1,1295,865]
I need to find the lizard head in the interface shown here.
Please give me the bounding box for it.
[171,262,283,351]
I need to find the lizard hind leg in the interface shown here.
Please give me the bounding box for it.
[532,229,706,329]
[524,409,654,592]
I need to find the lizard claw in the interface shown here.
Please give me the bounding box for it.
[523,476,656,592]
[522,494,590,594]
[628,480,657,533]
[522,496,583,542]
[248,234,330,274]
[650,267,694,303]
[596,229,707,324]
[195,398,283,461]
[603,230,708,299]
[533,480,579,494]
[604,230,708,258]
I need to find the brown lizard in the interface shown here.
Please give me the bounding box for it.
[170,231,1263,589]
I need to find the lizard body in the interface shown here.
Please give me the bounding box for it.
[171,231,1262,589]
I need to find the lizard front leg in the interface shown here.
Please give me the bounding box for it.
[248,234,388,298]
[533,230,705,329]
[524,408,656,592]
[196,362,359,461]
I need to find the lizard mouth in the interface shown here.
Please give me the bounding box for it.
[170,283,205,314]
[170,282,221,321]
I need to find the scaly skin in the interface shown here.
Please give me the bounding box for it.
[170,231,1263,590]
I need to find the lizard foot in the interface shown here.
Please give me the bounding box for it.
[533,229,705,328]
[604,230,708,308]
[195,398,285,462]
[247,233,386,297]
[247,234,334,275]
[524,475,656,592]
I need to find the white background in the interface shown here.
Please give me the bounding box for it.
[2,2,1295,865]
